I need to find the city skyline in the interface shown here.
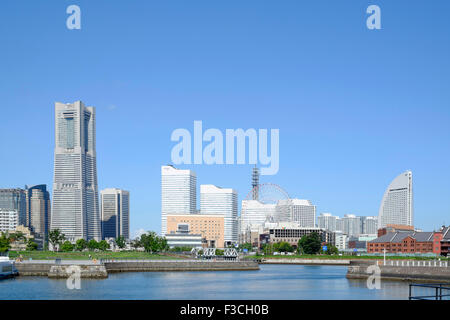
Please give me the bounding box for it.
[1,1,450,237]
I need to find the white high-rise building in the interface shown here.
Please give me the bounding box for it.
[336,217,344,233]
[342,214,361,237]
[334,231,347,251]
[161,165,196,236]
[200,184,238,245]
[240,200,276,233]
[0,209,18,233]
[361,216,378,235]
[101,188,130,240]
[51,101,101,241]
[317,213,337,231]
[378,171,413,228]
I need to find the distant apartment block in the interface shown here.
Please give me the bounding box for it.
[0,209,18,233]
[0,188,26,226]
[277,199,316,228]
[101,188,130,240]
[342,214,361,237]
[317,213,337,231]
[361,216,378,235]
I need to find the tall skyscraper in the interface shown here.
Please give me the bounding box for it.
[378,171,413,228]
[200,184,238,245]
[161,165,197,236]
[101,188,130,240]
[51,101,101,241]
[317,213,337,231]
[25,185,51,239]
[0,189,26,226]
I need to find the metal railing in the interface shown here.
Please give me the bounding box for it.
[384,260,449,268]
[100,258,241,263]
[409,283,450,300]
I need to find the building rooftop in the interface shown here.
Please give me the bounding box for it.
[371,231,435,243]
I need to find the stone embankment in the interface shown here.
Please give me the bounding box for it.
[15,259,259,278]
[346,260,450,283]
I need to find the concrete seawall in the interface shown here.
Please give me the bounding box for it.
[261,258,350,266]
[105,260,260,272]
[15,260,259,277]
[48,265,108,279]
[346,261,450,283]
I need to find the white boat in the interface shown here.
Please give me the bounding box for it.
[0,256,18,279]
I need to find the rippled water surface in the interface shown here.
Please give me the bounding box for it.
[0,265,413,300]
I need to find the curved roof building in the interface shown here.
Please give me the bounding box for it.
[378,171,413,228]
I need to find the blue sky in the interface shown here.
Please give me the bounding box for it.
[1,0,449,236]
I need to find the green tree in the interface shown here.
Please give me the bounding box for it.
[115,236,126,249]
[75,238,87,251]
[0,233,10,253]
[139,231,167,253]
[273,241,294,253]
[215,249,224,256]
[98,240,110,251]
[131,239,141,249]
[87,239,99,251]
[9,231,25,242]
[49,229,65,251]
[61,241,74,252]
[26,239,38,251]
[298,232,322,255]
[262,243,273,255]
[323,244,339,255]
[239,242,252,252]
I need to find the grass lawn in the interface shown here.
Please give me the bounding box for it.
[7,250,181,260]
[245,254,449,261]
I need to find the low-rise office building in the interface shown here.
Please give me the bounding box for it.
[166,214,224,248]
[268,223,335,248]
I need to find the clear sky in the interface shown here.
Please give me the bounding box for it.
[1,0,449,237]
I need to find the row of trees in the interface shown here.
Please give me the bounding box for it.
[49,229,127,252]
[0,232,38,253]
